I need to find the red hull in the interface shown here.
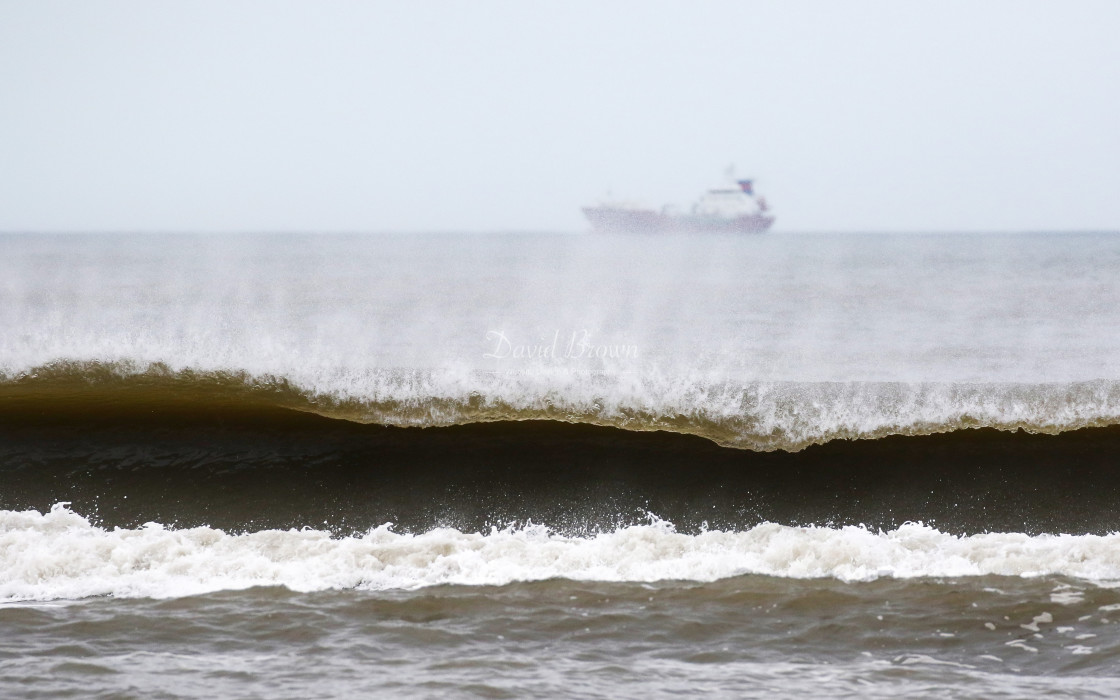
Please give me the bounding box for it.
[583,207,773,234]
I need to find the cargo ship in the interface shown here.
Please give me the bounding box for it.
[583,175,773,234]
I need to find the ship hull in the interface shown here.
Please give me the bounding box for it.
[583,207,773,234]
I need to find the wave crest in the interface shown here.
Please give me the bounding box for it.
[4,360,1120,451]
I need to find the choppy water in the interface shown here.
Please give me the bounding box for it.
[2,231,1120,697]
[5,576,1120,699]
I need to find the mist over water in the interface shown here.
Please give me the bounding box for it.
[3,232,1120,697]
[5,231,1118,382]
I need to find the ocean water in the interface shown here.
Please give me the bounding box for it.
[2,231,1120,697]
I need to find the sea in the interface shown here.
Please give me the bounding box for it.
[2,231,1120,698]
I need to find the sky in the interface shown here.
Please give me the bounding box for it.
[2,0,1119,233]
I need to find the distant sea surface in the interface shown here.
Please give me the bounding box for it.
[2,232,1120,698]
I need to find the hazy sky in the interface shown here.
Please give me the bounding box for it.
[2,1,1119,232]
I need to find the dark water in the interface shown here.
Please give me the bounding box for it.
[3,388,1120,536]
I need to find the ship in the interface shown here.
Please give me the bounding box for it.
[583,173,773,234]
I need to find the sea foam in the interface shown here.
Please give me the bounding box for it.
[3,505,1120,602]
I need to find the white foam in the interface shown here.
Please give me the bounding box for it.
[4,505,1120,602]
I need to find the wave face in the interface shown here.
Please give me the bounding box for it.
[2,232,1120,450]
[5,504,1120,602]
[3,392,1120,537]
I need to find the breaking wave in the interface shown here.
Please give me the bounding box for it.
[4,360,1120,451]
[3,504,1120,602]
